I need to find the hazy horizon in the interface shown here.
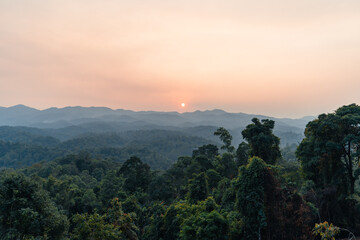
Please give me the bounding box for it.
[1,1,360,118]
[0,103,327,119]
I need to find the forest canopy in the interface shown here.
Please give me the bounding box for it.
[0,104,359,239]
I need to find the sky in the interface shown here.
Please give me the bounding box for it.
[1,0,360,118]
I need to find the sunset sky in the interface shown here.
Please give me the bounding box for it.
[1,0,360,117]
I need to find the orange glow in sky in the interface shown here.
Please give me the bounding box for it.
[1,1,360,117]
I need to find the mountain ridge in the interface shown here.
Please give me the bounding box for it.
[0,105,315,146]
[1,104,313,119]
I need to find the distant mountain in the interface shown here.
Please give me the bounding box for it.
[0,105,317,169]
[0,105,315,145]
[0,105,39,125]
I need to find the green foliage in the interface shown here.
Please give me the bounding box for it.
[2,105,360,239]
[235,141,250,166]
[148,174,175,203]
[0,171,68,239]
[121,195,142,217]
[180,210,228,240]
[71,213,123,240]
[187,172,209,203]
[44,174,101,216]
[236,156,267,239]
[0,126,60,147]
[22,152,120,179]
[0,140,67,168]
[242,118,281,165]
[226,211,243,240]
[166,156,192,198]
[118,156,152,193]
[297,104,360,194]
[107,198,139,240]
[214,127,235,153]
[161,197,225,240]
[0,128,214,170]
[142,202,166,240]
[98,170,125,206]
[277,159,303,188]
[214,153,237,179]
[206,169,222,192]
[71,198,139,240]
[162,201,195,240]
[297,104,360,229]
[192,144,219,159]
[61,130,212,170]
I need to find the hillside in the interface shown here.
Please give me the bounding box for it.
[0,128,213,170]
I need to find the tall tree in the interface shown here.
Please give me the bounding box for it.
[235,142,250,166]
[236,157,267,240]
[242,118,281,165]
[297,104,360,194]
[214,127,235,153]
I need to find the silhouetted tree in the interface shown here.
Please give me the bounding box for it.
[242,118,281,165]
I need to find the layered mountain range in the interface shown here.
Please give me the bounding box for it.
[0,105,315,169]
[0,104,314,145]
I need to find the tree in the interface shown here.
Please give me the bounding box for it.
[118,156,152,193]
[71,198,139,240]
[206,169,222,192]
[98,170,125,205]
[235,142,250,166]
[296,104,360,231]
[297,104,360,194]
[142,202,166,240]
[187,172,209,203]
[180,210,228,240]
[0,171,68,239]
[185,156,214,178]
[214,127,235,153]
[236,157,267,240]
[192,144,219,159]
[215,153,237,179]
[71,213,122,240]
[148,174,175,203]
[161,197,226,240]
[162,201,194,240]
[107,198,139,240]
[242,118,281,165]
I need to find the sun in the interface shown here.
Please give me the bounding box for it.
[181,103,185,107]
